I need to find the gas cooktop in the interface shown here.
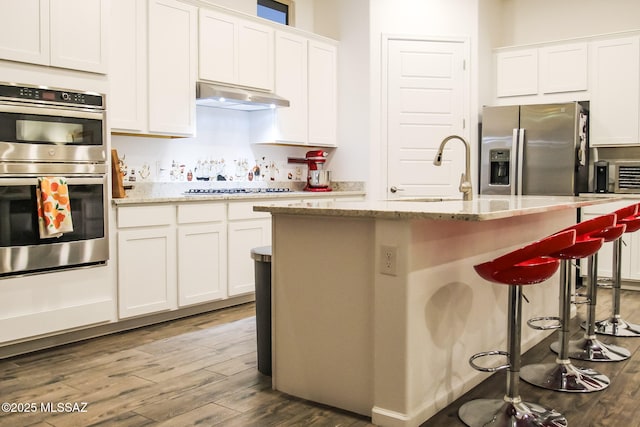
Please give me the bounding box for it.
[185,188,292,195]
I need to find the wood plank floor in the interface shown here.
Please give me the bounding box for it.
[1,287,639,427]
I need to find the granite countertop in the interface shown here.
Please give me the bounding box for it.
[111,181,365,205]
[253,195,622,221]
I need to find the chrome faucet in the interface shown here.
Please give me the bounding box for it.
[433,135,473,201]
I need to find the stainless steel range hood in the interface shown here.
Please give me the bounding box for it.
[196,82,290,111]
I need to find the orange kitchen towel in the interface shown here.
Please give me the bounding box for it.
[37,177,74,239]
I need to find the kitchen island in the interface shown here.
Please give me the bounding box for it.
[253,195,619,427]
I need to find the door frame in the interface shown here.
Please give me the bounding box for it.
[380,34,471,200]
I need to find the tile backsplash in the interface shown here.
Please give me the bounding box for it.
[111,106,331,184]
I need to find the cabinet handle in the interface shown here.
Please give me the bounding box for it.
[390,186,404,193]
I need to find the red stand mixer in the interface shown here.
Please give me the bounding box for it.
[288,150,332,192]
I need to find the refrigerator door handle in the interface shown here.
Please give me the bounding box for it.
[516,128,525,195]
[510,129,518,196]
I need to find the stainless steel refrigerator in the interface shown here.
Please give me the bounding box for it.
[480,102,589,196]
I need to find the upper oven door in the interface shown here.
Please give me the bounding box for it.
[0,101,106,163]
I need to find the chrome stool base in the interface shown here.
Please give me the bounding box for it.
[550,337,631,362]
[458,398,567,427]
[520,361,610,392]
[591,317,640,337]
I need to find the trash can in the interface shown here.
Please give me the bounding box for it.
[251,245,272,376]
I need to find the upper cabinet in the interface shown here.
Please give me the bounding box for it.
[493,32,640,147]
[495,43,588,99]
[199,8,274,91]
[110,0,196,137]
[274,32,338,147]
[307,40,337,146]
[495,48,538,97]
[589,36,640,147]
[0,0,108,74]
[539,42,588,94]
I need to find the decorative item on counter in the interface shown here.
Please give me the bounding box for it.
[187,169,193,181]
[269,161,279,181]
[170,160,180,181]
[248,170,254,181]
[195,159,210,181]
[252,164,261,180]
[139,163,151,181]
[128,168,136,182]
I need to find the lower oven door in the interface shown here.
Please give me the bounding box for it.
[0,174,108,277]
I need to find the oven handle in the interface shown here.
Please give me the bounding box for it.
[0,102,104,121]
[0,176,106,186]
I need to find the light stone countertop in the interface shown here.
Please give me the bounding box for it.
[110,181,365,205]
[254,194,623,221]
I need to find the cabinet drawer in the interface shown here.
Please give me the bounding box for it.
[228,201,272,220]
[178,203,226,224]
[117,205,175,228]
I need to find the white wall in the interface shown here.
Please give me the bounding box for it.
[499,0,640,46]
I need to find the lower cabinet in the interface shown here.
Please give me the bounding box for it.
[177,203,227,306]
[117,205,177,318]
[228,201,272,296]
[581,199,640,281]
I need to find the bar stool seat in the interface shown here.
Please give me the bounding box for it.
[520,214,615,393]
[458,230,575,427]
[593,203,640,337]
[558,222,631,361]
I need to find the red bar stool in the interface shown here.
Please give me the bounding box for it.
[594,203,640,337]
[559,220,630,361]
[520,214,615,393]
[458,230,576,427]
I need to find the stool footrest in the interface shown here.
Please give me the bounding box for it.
[571,293,590,305]
[469,350,509,373]
[527,316,562,330]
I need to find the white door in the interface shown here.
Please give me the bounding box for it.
[385,37,468,199]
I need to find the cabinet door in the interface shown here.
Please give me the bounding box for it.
[275,31,308,143]
[496,49,538,97]
[110,0,147,132]
[0,0,49,65]
[199,8,236,84]
[237,20,274,90]
[539,43,588,94]
[178,223,227,306]
[590,36,640,147]
[117,227,177,318]
[308,40,337,146]
[50,0,108,73]
[148,0,197,136]
[228,219,271,296]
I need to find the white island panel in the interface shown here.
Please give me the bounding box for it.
[260,196,621,426]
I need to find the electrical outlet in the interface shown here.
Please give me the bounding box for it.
[380,245,398,276]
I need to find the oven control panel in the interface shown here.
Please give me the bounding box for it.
[0,83,104,108]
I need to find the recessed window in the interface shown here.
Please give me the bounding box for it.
[257,0,294,26]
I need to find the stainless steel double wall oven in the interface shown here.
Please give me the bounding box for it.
[0,83,108,277]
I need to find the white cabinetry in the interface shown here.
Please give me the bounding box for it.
[0,0,108,73]
[589,36,640,147]
[199,8,274,91]
[581,200,640,281]
[495,48,538,98]
[495,43,588,100]
[177,203,227,306]
[228,202,272,296]
[117,205,177,319]
[110,0,146,131]
[308,40,338,146]
[275,31,308,143]
[148,0,197,136]
[275,33,338,146]
[110,0,196,137]
[539,43,588,94]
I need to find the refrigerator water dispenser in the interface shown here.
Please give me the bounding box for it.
[489,149,510,186]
